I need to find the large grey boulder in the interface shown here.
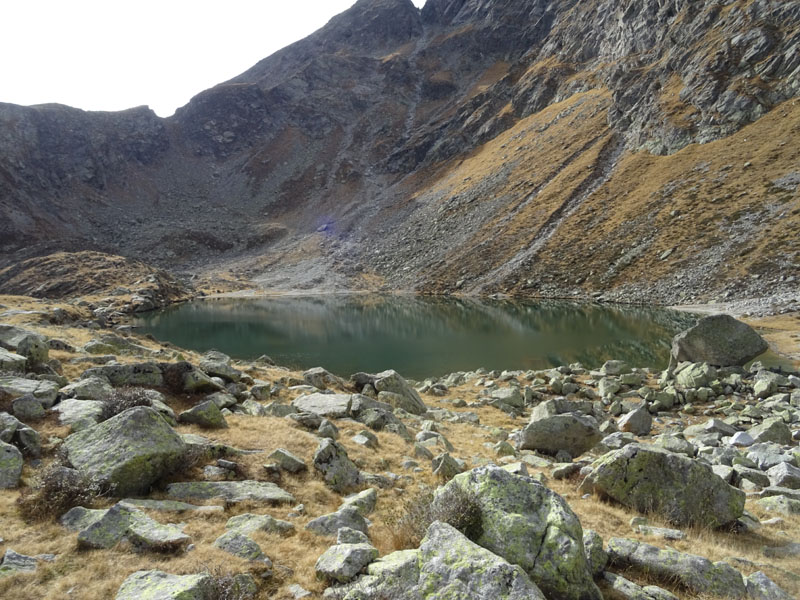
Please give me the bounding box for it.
[214,531,272,564]
[0,348,26,373]
[767,462,800,490]
[178,400,228,429]
[417,521,547,600]
[618,406,652,436]
[63,406,187,496]
[306,506,368,537]
[0,549,44,577]
[0,440,23,488]
[313,439,363,494]
[315,542,378,584]
[81,362,163,387]
[52,399,105,431]
[60,376,114,400]
[0,376,59,407]
[670,315,768,367]
[115,570,214,600]
[745,571,795,600]
[0,325,48,365]
[0,412,41,456]
[77,503,190,553]
[292,393,352,419]
[374,370,427,415]
[303,367,343,390]
[579,444,744,528]
[517,413,602,458]
[748,418,792,445]
[433,466,601,600]
[199,352,242,383]
[607,538,746,598]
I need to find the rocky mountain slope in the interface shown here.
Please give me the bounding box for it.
[1,0,799,303]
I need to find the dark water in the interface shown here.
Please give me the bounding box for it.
[131,295,712,379]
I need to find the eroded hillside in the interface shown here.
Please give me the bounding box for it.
[0,0,798,303]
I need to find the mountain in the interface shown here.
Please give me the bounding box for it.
[1,0,799,303]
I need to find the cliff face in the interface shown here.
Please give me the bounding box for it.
[1,0,799,303]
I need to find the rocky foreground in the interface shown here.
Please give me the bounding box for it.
[0,296,798,599]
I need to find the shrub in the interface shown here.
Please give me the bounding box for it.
[202,568,258,600]
[99,386,152,421]
[17,464,104,522]
[385,483,482,550]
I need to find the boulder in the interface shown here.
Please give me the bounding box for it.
[81,362,163,388]
[0,549,43,577]
[341,488,378,516]
[313,439,363,493]
[226,513,294,536]
[63,406,187,496]
[0,326,48,365]
[214,531,271,563]
[306,506,368,537]
[60,376,114,400]
[607,537,746,598]
[748,418,792,445]
[52,398,105,431]
[517,413,602,458]
[315,543,378,583]
[416,521,547,600]
[77,503,190,552]
[12,394,45,421]
[583,530,607,577]
[767,462,800,490]
[433,466,600,600]
[745,571,794,600]
[755,495,800,515]
[0,412,41,456]
[0,348,26,373]
[618,406,652,436]
[199,354,242,383]
[166,480,295,504]
[303,367,342,390]
[373,370,427,415]
[579,444,744,528]
[178,400,228,429]
[670,315,768,367]
[292,393,352,419]
[60,506,108,531]
[0,376,59,407]
[115,570,214,600]
[0,440,23,488]
[489,387,524,409]
[432,452,463,481]
[268,448,307,473]
[675,362,717,389]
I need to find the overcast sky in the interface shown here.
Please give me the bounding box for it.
[1,0,426,117]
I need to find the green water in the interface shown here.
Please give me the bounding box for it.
[132,295,711,379]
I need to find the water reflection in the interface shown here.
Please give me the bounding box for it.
[134,295,702,378]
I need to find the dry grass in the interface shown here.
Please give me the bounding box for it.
[1,292,799,598]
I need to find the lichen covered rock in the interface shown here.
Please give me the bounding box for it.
[434,466,601,600]
[579,443,744,528]
[115,570,214,600]
[63,406,187,496]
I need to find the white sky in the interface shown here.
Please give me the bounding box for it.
[1,0,427,117]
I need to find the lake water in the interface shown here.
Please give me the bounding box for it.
[132,295,713,379]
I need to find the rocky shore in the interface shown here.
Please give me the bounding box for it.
[0,294,798,599]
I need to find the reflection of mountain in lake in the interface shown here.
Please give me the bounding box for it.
[135,296,698,378]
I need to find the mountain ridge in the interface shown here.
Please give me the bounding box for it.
[1,0,798,305]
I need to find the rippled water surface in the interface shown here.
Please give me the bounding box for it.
[132,296,710,378]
